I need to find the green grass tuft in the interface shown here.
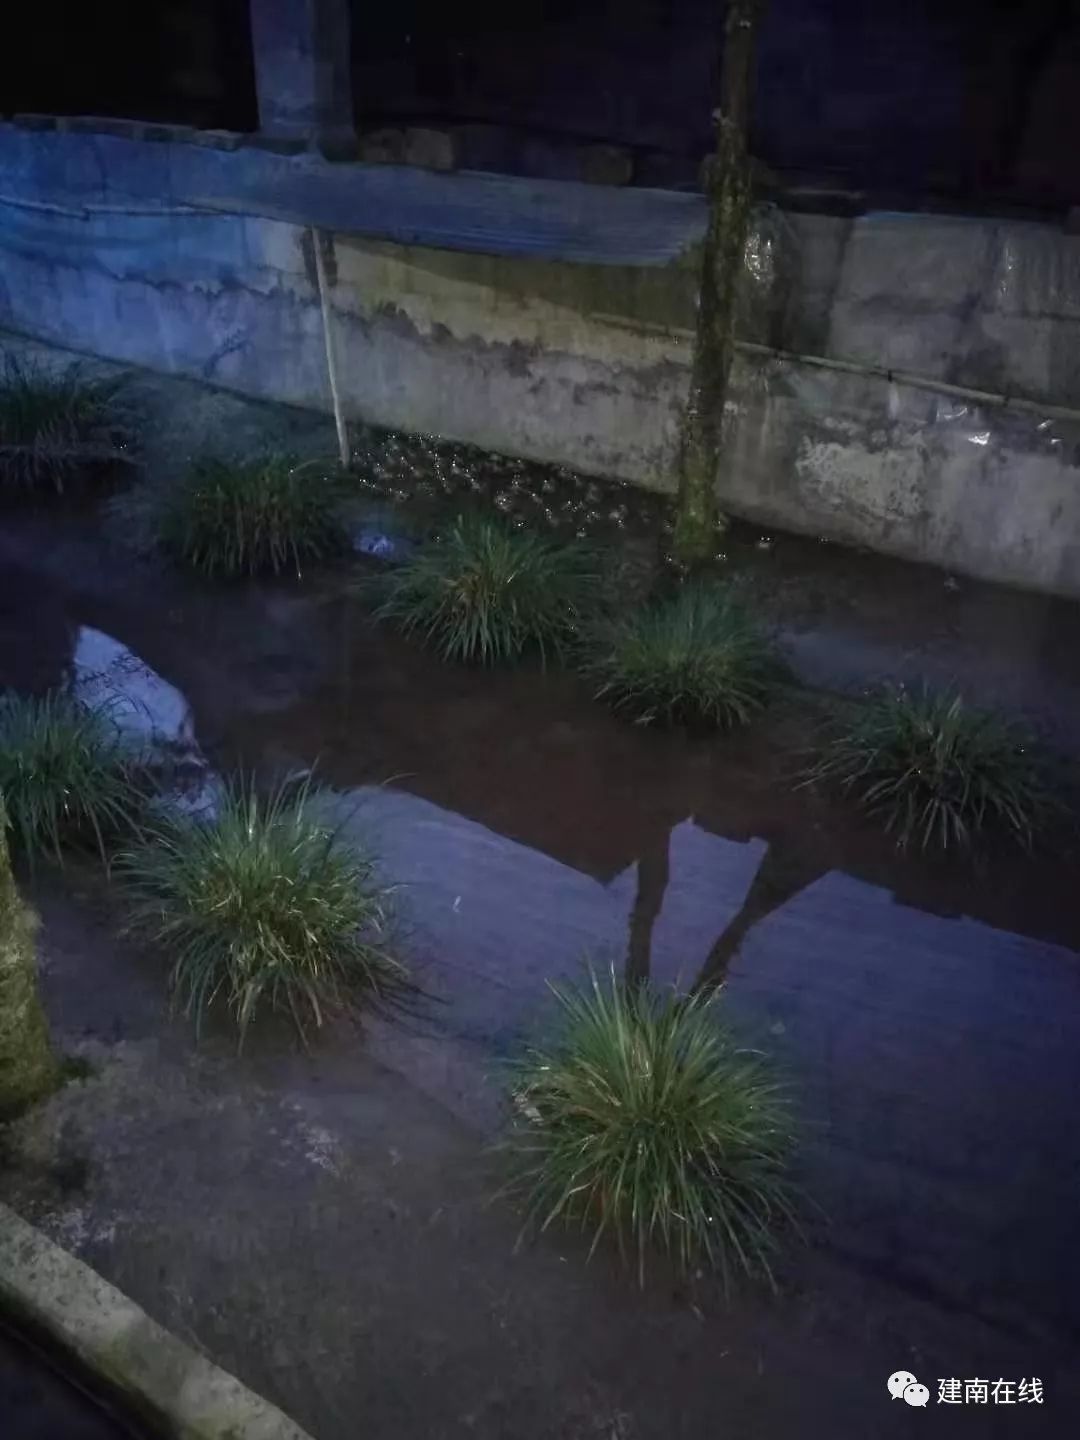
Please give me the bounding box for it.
[116,775,410,1047]
[585,581,781,729]
[157,455,348,578]
[807,684,1050,851]
[505,972,797,1287]
[0,693,142,864]
[0,354,130,492]
[376,515,597,665]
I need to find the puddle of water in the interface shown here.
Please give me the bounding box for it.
[339,424,1080,749]
[2,528,1080,1341]
[199,607,1080,1338]
[316,774,1080,1335]
[725,869,1080,1333]
[326,787,767,1047]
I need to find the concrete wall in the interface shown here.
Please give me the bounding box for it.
[2,125,1080,597]
[724,367,1080,597]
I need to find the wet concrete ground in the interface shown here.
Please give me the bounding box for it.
[7,877,1075,1440]
[0,518,1078,1435]
[1,342,1080,1435]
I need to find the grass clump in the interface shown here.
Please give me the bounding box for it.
[586,581,781,729]
[157,455,348,578]
[808,684,1049,851]
[376,514,596,665]
[0,693,142,864]
[505,972,797,1287]
[0,354,129,492]
[117,776,409,1047]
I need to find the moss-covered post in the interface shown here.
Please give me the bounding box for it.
[673,0,763,567]
[0,796,57,1118]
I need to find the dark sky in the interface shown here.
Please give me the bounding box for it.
[351,0,1078,205]
[4,0,1077,210]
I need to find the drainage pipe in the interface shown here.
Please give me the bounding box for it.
[310,226,349,468]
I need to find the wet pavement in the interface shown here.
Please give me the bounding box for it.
[9,875,1075,1440]
[0,390,1079,1433]
[319,786,1079,1341]
[2,504,1079,1344]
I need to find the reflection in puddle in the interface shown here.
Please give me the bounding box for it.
[630,821,767,991]
[327,782,1080,1336]
[175,595,1080,1338]
[327,786,766,1042]
[9,598,1080,1339]
[70,626,220,818]
[725,869,1080,1335]
[72,626,196,751]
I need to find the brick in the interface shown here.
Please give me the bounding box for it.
[189,129,244,151]
[12,114,58,131]
[316,129,359,163]
[403,127,458,172]
[245,133,308,155]
[358,127,406,165]
[143,123,196,144]
[62,116,143,139]
[579,144,633,187]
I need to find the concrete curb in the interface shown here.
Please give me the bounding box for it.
[0,1202,315,1439]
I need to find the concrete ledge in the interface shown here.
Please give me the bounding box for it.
[188,130,245,153]
[144,124,197,145]
[244,134,307,156]
[60,117,147,140]
[12,114,59,131]
[0,1203,313,1440]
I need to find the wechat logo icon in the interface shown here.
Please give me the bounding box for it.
[888,1371,929,1407]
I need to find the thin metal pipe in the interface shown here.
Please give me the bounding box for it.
[734,340,1080,424]
[597,308,1080,425]
[310,226,349,467]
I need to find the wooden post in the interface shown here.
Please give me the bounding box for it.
[673,0,763,567]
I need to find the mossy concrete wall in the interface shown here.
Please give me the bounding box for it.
[309,235,694,481]
[2,125,1080,596]
[0,813,57,1119]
